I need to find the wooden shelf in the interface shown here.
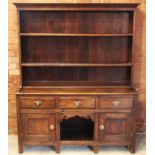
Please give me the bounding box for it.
[20,33,133,37]
[17,87,138,95]
[23,81,131,87]
[21,63,132,67]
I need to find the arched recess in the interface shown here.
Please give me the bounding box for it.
[60,113,94,140]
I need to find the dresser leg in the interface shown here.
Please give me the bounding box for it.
[130,144,135,153]
[55,145,60,153]
[130,131,136,153]
[130,125,136,153]
[126,145,131,150]
[93,146,98,153]
[18,144,23,153]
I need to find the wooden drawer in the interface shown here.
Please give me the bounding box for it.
[99,97,133,109]
[20,97,56,109]
[59,97,96,109]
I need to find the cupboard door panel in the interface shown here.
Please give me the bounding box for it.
[99,113,132,144]
[21,114,55,143]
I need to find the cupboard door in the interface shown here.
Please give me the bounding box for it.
[21,114,55,143]
[99,113,132,144]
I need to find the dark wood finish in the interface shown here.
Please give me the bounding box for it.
[14,3,140,154]
[21,36,132,64]
[22,66,131,86]
[20,11,133,34]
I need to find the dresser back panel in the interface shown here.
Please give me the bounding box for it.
[21,36,132,63]
[20,11,133,34]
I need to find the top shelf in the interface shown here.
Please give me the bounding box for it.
[20,33,133,37]
[14,3,140,11]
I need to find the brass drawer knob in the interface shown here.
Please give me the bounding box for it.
[74,100,80,107]
[99,125,104,130]
[112,100,120,106]
[34,100,42,107]
[49,125,55,130]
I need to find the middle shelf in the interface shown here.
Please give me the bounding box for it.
[20,33,133,37]
[21,63,132,67]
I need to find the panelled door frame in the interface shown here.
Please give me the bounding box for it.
[21,113,56,142]
[99,113,132,143]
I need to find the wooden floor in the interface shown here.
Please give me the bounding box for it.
[8,134,145,155]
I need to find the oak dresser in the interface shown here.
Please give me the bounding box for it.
[14,3,140,153]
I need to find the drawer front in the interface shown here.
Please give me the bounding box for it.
[99,97,133,109]
[20,97,56,109]
[59,97,96,109]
